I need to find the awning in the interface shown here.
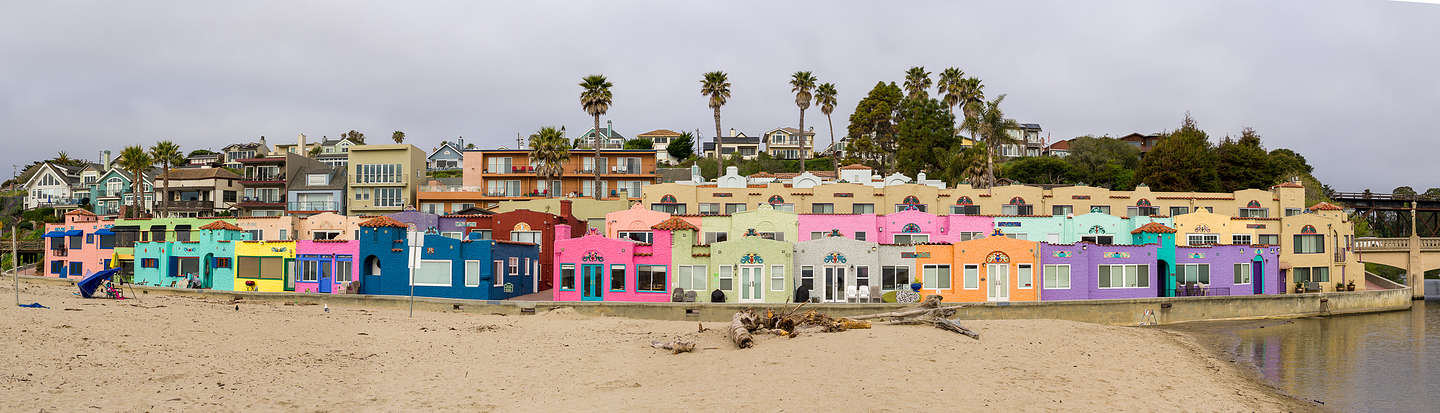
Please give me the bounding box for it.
[42,231,67,238]
[64,230,82,236]
[93,228,115,236]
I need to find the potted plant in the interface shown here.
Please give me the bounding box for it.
[1294,281,1304,294]
[910,277,922,292]
[1347,280,1356,291]
[1335,282,1345,292]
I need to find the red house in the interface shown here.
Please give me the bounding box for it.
[440,200,586,291]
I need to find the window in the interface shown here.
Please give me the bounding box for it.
[699,203,720,215]
[651,203,686,214]
[1043,264,1070,289]
[1017,264,1033,289]
[472,230,493,240]
[1127,206,1159,217]
[769,265,784,291]
[1233,262,1252,284]
[237,256,284,279]
[245,230,263,240]
[677,265,707,291]
[1285,208,1304,216]
[1052,205,1073,216]
[508,257,520,280]
[800,266,815,292]
[771,203,795,212]
[1187,234,1219,245]
[718,265,733,290]
[214,257,232,268]
[951,205,981,215]
[334,256,352,282]
[1232,234,1253,245]
[882,266,911,290]
[373,187,404,207]
[1293,266,1330,283]
[1090,205,1111,215]
[617,231,653,244]
[511,231,542,244]
[69,235,82,249]
[493,261,507,287]
[86,234,94,244]
[355,163,403,183]
[725,203,747,214]
[1257,234,1279,245]
[98,234,115,249]
[486,157,513,173]
[51,260,65,275]
[855,232,867,241]
[852,203,875,214]
[560,264,576,290]
[313,231,341,240]
[609,264,626,291]
[922,264,951,289]
[1099,264,1151,288]
[302,259,319,282]
[306,174,328,185]
[1174,264,1208,284]
[279,230,287,240]
[811,203,834,214]
[1294,234,1325,254]
[810,231,825,240]
[1239,207,1268,218]
[68,261,83,276]
[758,232,784,241]
[893,234,930,244]
[1080,235,1114,245]
[1170,206,1190,216]
[1005,233,1028,241]
[703,232,728,244]
[963,265,979,289]
[854,266,869,287]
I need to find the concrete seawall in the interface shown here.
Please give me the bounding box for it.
[24,275,1413,326]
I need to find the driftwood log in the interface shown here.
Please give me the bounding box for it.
[729,311,757,349]
[650,339,697,354]
[723,295,977,349]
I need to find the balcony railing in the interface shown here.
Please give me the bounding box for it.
[287,201,339,211]
[1174,285,1230,297]
[49,248,67,257]
[164,200,213,210]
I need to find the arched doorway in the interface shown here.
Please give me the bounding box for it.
[1252,255,1265,295]
[202,253,214,289]
[1157,259,1171,297]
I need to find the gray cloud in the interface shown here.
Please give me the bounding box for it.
[2,0,1436,191]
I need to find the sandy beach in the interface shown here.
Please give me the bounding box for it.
[0,280,1312,412]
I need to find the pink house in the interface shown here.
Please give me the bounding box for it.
[42,210,116,278]
[552,218,685,302]
[797,210,994,244]
[604,203,701,243]
[294,240,359,294]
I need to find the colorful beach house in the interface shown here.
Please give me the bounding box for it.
[109,217,233,278]
[131,221,250,289]
[990,212,1171,244]
[674,225,796,303]
[42,210,115,278]
[295,240,358,294]
[915,233,1040,303]
[440,201,588,292]
[796,209,994,243]
[357,216,540,300]
[551,219,678,302]
[793,235,917,302]
[1037,222,1280,300]
[698,203,798,244]
[234,240,297,292]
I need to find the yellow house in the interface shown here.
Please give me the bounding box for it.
[234,240,297,292]
[347,144,427,216]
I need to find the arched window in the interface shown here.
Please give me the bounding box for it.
[903,196,921,205]
[660,194,677,203]
[952,196,978,215]
[902,223,922,233]
[1009,197,1026,205]
[768,195,785,205]
[364,255,381,277]
[1136,198,1152,207]
[1003,197,1033,215]
[956,196,973,205]
[1301,225,1317,234]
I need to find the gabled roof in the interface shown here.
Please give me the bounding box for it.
[358,216,410,228]
[651,217,698,231]
[199,221,244,231]
[1046,139,1071,150]
[1308,202,1343,211]
[428,141,464,160]
[24,163,80,188]
[1131,222,1177,234]
[767,127,815,136]
[579,127,625,140]
[637,129,682,137]
[839,164,871,170]
[64,209,96,216]
[1272,181,1304,189]
[160,168,242,180]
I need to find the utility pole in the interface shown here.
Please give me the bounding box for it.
[12,218,18,306]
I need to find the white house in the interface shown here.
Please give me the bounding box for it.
[24,162,86,209]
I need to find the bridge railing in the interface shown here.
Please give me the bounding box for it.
[1354,237,1408,251]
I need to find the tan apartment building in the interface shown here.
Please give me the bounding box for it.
[155,167,243,218]
[418,148,658,215]
[346,144,426,215]
[762,127,815,160]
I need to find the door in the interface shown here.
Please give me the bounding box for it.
[202,254,214,289]
[822,266,846,302]
[986,264,1009,302]
[1252,260,1263,295]
[284,258,296,291]
[581,264,603,301]
[319,259,333,294]
[739,265,764,302]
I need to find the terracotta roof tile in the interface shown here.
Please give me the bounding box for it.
[1272,181,1304,189]
[358,216,410,228]
[1131,222,1177,234]
[63,209,96,216]
[1308,202,1344,211]
[199,221,243,231]
[651,217,699,231]
[839,164,871,170]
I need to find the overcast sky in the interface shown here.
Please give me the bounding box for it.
[2,1,1437,191]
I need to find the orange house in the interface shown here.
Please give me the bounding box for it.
[914,235,1039,303]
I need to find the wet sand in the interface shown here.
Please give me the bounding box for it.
[1,280,1313,412]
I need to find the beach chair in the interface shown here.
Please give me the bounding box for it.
[844,285,859,303]
[868,285,882,303]
[857,286,871,303]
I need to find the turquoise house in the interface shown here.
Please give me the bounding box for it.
[990,213,1171,245]
[132,221,251,289]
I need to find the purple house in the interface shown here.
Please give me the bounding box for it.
[1174,244,1280,296]
[1038,243,1162,301]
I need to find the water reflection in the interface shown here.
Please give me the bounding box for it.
[1173,301,1437,412]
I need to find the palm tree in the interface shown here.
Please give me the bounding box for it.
[789,71,817,172]
[391,130,405,144]
[977,95,1020,189]
[117,146,153,218]
[53,151,76,166]
[937,67,966,114]
[579,74,613,199]
[148,141,183,217]
[903,66,932,100]
[528,126,570,198]
[959,77,986,145]
[814,83,838,153]
[700,71,731,159]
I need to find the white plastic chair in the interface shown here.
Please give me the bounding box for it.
[857,286,871,303]
[844,285,859,303]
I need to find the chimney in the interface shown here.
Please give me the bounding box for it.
[102,150,112,170]
[259,136,268,154]
[559,199,573,219]
[297,133,307,156]
[729,128,737,137]
[606,120,613,135]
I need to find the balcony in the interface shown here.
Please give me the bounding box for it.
[48,248,68,257]
[165,200,214,210]
[238,197,285,208]
[240,175,286,185]
[287,201,340,212]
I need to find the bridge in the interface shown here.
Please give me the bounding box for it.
[1349,198,1439,299]
[1332,191,1440,237]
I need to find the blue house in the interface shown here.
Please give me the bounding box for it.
[357,216,539,300]
[427,139,465,171]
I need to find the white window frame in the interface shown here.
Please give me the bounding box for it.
[677,265,707,291]
[412,259,452,287]
[1174,263,1209,285]
[1233,262,1252,285]
[464,260,482,287]
[1232,234,1252,245]
[1187,234,1218,245]
[1098,264,1151,289]
[1017,264,1034,289]
[769,265,785,291]
[893,234,930,245]
[922,264,952,290]
[494,260,506,287]
[718,265,734,290]
[1042,264,1071,289]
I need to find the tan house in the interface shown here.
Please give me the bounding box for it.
[155,167,243,218]
[346,144,426,215]
[636,129,682,164]
[704,129,762,160]
[762,127,815,160]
